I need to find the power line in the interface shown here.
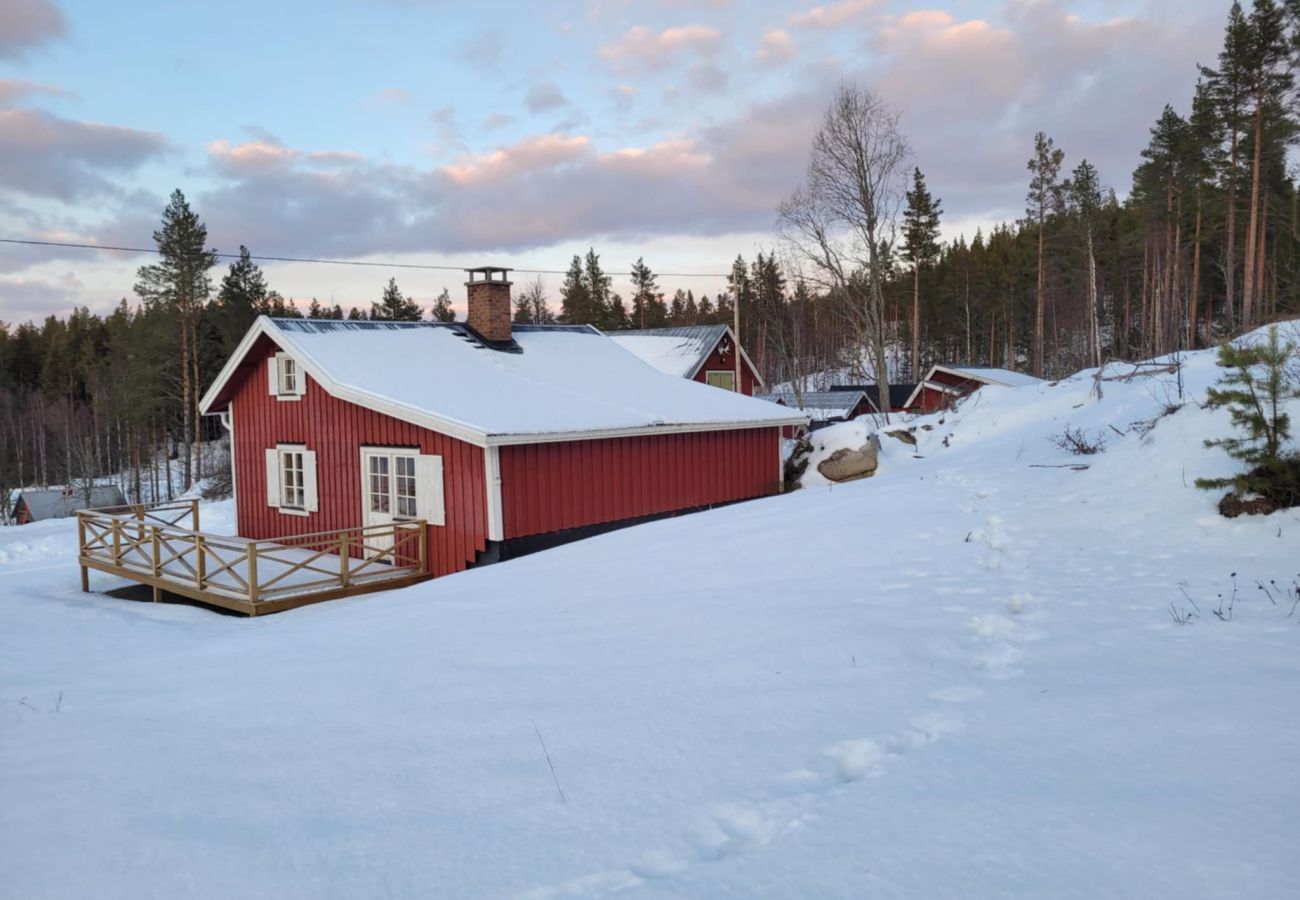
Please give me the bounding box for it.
[0,237,734,279]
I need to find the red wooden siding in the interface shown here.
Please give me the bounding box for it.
[691,340,759,396]
[499,427,781,539]
[229,343,488,577]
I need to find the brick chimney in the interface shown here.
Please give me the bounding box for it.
[465,266,513,343]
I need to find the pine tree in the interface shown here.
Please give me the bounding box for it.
[669,289,687,324]
[429,288,456,322]
[585,249,614,328]
[346,306,369,321]
[1196,326,1300,508]
[1065,159,1105,365]
[1026,133,1065,376]
[629,257,663,329]
[901,167,943,378]
[134,189,217,489]
[1201,2,1254,327]
[1239,0,1294,326]
[559,255,590,324]
[212,246,269,353]
[371,278,422,321]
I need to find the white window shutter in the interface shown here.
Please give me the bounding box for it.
[267,357,278,395]
[295,366,308,397]
[416,454,445,526]
[302,450,319,512]
[264,448,281,508]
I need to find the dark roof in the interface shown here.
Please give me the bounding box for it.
[756,390,868,420]
[16,486,128,521]
[829,383,917,411]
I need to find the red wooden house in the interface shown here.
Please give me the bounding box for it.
[199,268,805,581]
[609,325,762,396]
[904,365,1044,413]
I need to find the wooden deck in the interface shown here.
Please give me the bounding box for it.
[77,501,431,616]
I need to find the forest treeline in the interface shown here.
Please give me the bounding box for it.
[1,0,1298,511]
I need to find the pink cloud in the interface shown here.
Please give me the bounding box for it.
[0,0,66,60]
[756,29,796,64]
[599,24,722,70]
[788,0,880,29]
[441,134,592,185]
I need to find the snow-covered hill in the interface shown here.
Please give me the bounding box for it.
[2,328,1297,899]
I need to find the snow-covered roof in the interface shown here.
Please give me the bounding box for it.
[940,366,1044,388]
[758,390,868,422]
[903,364,1044,410]
[201,318,805,447]
[609,325,762,387]
[16,486,128,521]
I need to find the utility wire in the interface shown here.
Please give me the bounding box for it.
[0,237,734,279]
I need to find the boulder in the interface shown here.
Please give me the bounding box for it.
[816,434,881,483]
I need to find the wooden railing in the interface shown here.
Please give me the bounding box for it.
[76,500,429,614]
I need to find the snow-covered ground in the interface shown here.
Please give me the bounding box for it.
[2,330,1298,899]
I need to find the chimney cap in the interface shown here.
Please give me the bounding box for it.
[465,265,513,285]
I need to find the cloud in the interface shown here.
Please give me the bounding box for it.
[788,0,880,29]
[441,133,591,185]
[0,108,168,201]
[0,273,85,321]
[756,29,796,64]
[525,82,568,113]
[854,0,1222,226]
[0,0,66,60]
[599,24,722,70]
[0,78,69,104]
[685,63,727,93]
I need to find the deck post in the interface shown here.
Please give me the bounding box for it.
[418,520,428,574]
[135,504,145,544]
[246,542,259,607]
[339,530,351,588]
[195,534,206,590]
[76,515,89,592]
[190,498,200,532]
[151,526,161,578]
[111,518,121,567]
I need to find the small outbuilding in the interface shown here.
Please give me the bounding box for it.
[904,365,1043,413]
[609,325,763,396]
[198,268,805,580]
[12,486,128,525]
[758,390,875,437]
[828,383,917,415]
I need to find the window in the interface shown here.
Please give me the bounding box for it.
[281,449,305,509]
[278,356,297,395]
[268,352,305,400]
[264,444,317,515]
[368,455,390,513]
[360,448,445,527]
[394,456,418,518]
[705,370,736,391]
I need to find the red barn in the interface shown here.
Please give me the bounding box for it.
[199,268,805,580]
[609,325,762,396]
[904,365,1044,413]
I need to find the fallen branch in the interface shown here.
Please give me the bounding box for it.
[1029,463,1091,471]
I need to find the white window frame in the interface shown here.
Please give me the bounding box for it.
[265,443,317,516]
[359,446,445,527]
[268,352,306,401]
[704,369,736,391]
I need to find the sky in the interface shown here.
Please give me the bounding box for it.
[0,0,1231,323]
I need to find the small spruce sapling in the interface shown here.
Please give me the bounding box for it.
[1195,326,1300,512]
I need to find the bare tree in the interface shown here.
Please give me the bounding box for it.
[513,276,556,324]
[778,84,910,423]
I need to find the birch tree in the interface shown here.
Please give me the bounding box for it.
[778,84,910,423]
